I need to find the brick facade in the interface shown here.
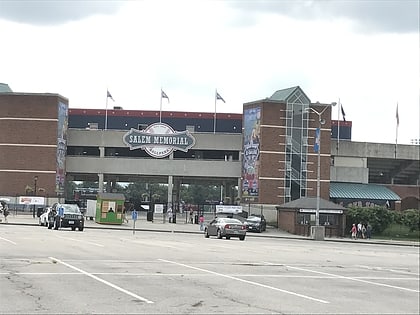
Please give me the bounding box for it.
[0,93,68,197]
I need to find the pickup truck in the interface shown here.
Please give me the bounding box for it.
[48,203,84,231]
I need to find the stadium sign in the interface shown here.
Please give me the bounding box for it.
[123,122,196,158]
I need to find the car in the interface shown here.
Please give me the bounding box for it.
[244,215,267,233]
[204,217,246,240]
[39,207,51,226]
[48,203,84,231]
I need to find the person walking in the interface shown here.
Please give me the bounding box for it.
[189,208,194,224]
[357,222,362,239]
[351,224,357,240]
[167,206,173,223]
[361,224,367,239]
[199,214,205,231]
[366,223,372,239]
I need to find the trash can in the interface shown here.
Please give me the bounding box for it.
[194,214,198,224]
[147,211,153,222]
[36,207,44,218]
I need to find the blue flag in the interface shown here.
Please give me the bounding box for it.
[314,128,320,153]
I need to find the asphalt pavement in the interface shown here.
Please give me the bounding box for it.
[1,212,419,247]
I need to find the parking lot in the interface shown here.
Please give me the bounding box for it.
[1,223,419,314]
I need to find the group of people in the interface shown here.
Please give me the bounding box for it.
[351,222,372,240]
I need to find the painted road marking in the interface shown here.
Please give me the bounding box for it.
[159,258,329,304]
[56,235,104,247]
[49,257,154,304]
[286,265,420,293]
[0,236,17,245]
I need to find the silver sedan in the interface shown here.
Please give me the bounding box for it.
[204,217,246,240]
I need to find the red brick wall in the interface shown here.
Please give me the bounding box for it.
[0,93,67,196]
[278,209,296,233]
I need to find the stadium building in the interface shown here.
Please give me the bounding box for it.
[1,84,418,236]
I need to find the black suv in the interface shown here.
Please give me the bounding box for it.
[244,214,267,233]
[48,203,84,231]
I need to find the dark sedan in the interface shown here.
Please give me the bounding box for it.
[244,215,266,233]
[204,217,246,240]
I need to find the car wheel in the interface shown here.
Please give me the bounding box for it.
[71,227,76,231]
[217,229,222,239]
[258,226,262,233]
[78,226,84,231]
[204,228,209,238]
[239,236,246,241]
[226,236,231,240]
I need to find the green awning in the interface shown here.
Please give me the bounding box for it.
[330,182,400,200]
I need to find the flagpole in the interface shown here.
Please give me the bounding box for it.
[395,103,398,158]
[337,98,341,153]
[105,91,109,130]
[160,88,163,123]
[213,89,217,134]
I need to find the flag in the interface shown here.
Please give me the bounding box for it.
[396,103,399,126]
[341,105,346,121]
[161,90,169,102]
[314,127,320,153]
[107,90,114,102]
[216,91,225,103]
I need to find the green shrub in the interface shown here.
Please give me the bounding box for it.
[346,206,394,234]
[401,209,420,232]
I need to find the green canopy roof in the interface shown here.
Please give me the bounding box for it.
[330,182,400,201]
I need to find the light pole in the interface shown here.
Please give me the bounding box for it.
[307,102,336,239]
[33,176,38,218]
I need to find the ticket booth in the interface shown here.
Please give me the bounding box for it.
[95,193,125,225]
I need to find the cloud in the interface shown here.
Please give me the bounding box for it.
[0,0,123,25]
[229,0,419,33]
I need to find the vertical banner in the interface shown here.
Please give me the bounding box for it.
[242,107,261,201]
[314,127,320,153]
[56,102,68,195]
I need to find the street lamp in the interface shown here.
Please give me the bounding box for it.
[34,176,38,196]
[307,102,336,240]
[33,175,38,218]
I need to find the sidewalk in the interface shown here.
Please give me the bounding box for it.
[2,213,419,247]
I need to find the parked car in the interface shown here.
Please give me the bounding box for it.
[204,217,246,240]
[39,207,51,226]
[48,203,84,231]
[244,215,267,233]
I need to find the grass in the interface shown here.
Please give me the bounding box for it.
[377,224,420,241]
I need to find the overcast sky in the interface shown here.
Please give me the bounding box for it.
[0,0,418,145]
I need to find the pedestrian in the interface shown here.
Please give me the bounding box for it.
[189,208,194,224]
[357,222,362,239]
[1,201,9,223]
[167,206,173,223]
[199,214,205,231]
[361,224,367,239]
[366,223,372,239]
[351,224,357,240]
[122,207,129,223]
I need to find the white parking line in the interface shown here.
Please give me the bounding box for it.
[285,265,420,293]
[49,257,154,304]
[159,259,329,304]
[56,236,104,247]
[0,236,17,245]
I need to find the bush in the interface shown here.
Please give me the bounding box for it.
[401,209,420,232]
[346,206,394,234]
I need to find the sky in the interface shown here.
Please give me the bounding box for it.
[0,0,419,145]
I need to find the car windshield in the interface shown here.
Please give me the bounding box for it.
[61,204,81,214]
[246,216,261,222]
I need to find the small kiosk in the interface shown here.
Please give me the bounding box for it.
[95,193,125,225]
